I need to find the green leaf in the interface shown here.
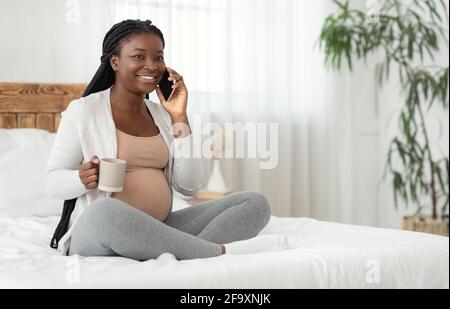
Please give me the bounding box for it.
[435,163,446,195]
[393,171,404,208]
[333,0,349,11]
[395,138,407,166]
[407,25,414,60]
[345,37,353,71]
[423,42,436,61]
[423,74,429,100]
[441,199,449,217]
[385,56,391,80]
[424,0,443,23]
[410,177,419,204]
[376,62,385,86]
[439,68,449,107]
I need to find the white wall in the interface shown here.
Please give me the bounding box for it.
[0,0,111,83]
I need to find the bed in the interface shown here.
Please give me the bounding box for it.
[0,83,448,289]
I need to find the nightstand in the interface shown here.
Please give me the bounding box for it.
[185,197,209,206]
[186,190,234,206]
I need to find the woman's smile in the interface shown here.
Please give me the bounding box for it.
[136,74,160,84]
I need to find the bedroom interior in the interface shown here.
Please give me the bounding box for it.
[0,0,448,291]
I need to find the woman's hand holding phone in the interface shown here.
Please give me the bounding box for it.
[156,66,188,118]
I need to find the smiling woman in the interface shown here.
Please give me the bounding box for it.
[47,19,277,261]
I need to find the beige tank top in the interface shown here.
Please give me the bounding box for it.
[111,128,172,221]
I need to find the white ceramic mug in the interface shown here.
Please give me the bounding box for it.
[98,158,126,192]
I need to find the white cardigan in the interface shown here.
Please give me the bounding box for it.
[45,87,204,255]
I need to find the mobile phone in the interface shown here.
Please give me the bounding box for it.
[158,68,175,101]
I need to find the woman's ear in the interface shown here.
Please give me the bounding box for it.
[110,55,119,71]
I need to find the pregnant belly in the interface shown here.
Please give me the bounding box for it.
[111,168,172,221]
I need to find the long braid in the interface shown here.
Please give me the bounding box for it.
[82,19,165,97]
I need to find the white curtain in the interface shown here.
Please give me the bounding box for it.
[108,0,363,222]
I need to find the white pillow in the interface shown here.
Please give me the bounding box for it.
[0,128,62,217]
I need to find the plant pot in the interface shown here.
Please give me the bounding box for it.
[403,216,449,237]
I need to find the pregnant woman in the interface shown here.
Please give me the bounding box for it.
[46,19,288,261]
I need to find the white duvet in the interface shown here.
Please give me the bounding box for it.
[0,212,448,289]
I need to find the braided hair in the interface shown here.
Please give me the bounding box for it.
[82,19,165,98]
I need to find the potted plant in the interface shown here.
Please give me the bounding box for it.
[319,0,449,235]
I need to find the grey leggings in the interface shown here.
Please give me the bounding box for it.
[68,191,271,261]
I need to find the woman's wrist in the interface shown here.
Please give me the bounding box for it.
[170,113,191,138]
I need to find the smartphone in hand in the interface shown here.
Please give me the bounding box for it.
[158,68,175,102]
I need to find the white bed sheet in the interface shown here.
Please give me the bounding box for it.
[0,213,448,289]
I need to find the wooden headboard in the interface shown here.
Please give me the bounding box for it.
[0,83,86,133]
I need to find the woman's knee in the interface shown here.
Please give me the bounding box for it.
[71,198,123,255]
[239,191,272,224]
[254,193,271,221]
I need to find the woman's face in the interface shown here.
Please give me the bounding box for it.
[110,32,166,95]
